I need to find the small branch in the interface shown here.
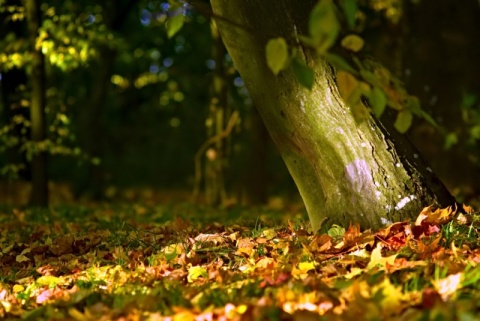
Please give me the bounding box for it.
[192,111,239,203]
[187,0,253,33]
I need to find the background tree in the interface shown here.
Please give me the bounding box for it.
[24,0,48,206]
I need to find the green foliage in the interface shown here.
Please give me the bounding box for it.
[261,0,434,133]
[394,110,413,134]
[291,56,315,90]
[367,86,387,118]
[308,0,340,53]
[341,0,358,29]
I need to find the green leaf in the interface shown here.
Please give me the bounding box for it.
[342,0,358,29]
[444,133,458,150]
[166,10,184,39]
[470,126,480,140]
[360,69,379,87]
[327,224,345,240]
[291,57,315,89]
[21,306,46,321]
[265,37,289,75]
[368,87,387,118]
[394,110,413,133]
[309,0,340,53]
[406,96,437,127]
[323,53,357,74]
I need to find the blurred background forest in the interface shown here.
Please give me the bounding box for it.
[1,0,479,208]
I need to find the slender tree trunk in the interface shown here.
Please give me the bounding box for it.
[24,0,48,206]
[204,22,229,205]
[79,0,139,199]
[80,46,115,200]
[246,107,269,204]
[210,0,456,230]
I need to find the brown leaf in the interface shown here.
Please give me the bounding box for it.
[309,234,333,253]
[49,235,74,256]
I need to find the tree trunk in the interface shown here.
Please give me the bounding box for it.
[24,0,48,206]
[210,0,456,230]
[80,46,114,200]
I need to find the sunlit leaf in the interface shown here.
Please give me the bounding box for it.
[394,110,413,133]
[187,266,208,282]
[309,0,340,53]
[292,261,316,279]
[265,37,289,75]
[432,273,463,301]
[298,261,315,272]
[36,275,61,286]
[13,284,24,293]
[367,244,397,270]
[166,9,184,39]
[372,278,406,312]
[291,57,315,89]
[262,228,277,240]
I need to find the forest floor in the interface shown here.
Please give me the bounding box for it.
[0,202,480,320]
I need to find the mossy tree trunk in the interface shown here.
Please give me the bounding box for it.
[24,0,48,206]
[210,0,456,230]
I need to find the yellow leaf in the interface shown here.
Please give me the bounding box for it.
[298,261,315,272]
[162,243,184,255]
[255,257,274,269]
[266,37,289,75]
[341,34,364,52]
[344,267,364,279]
[373,278,406,312]
[13,284,24,293]
[187,266,207,283]
[292,261,316,280]
[337,71,359,103]
[15,254,30,263]
[173,310,195,321]
[262,228,276,240]
[36,275,61,286]
[0,301,12,313]
[367,244,397,270]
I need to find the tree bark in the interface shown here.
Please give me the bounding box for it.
[24,0,48,206]
[210,0,456,230]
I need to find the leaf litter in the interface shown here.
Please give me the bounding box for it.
[0,203,479,320]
